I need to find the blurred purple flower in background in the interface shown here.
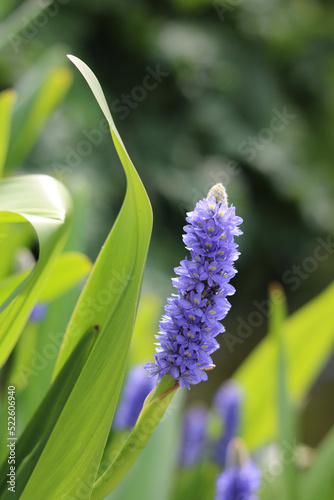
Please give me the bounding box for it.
[144,184,242,389]
[29,303,48,323]
[213,381,243,466]
[179,406,208,467]
[113,365,156,430]
[215,461,261,500]
[215,438,261,500]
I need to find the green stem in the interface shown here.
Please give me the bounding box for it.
[91,375,179,500]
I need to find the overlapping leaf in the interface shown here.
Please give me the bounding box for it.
[0,174,72,368]
[19,56,153,500]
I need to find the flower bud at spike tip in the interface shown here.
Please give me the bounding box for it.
[144,184,243,389]
[207,183,228,206]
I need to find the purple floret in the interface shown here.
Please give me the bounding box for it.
[144,185,242,389]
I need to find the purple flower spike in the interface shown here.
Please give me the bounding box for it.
[215,461,261,500]
[213,381,243,466]
[179,406,208,467]
[144,184,242,389]
[113,365,156,430]
[215,439,261,500]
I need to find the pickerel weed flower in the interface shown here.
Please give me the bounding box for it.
[113,365,156,430]
[215,439,261,500]
[213,381,242,466]
[179,406,208,467]
[144,184,242,389]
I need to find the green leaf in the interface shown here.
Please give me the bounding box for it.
[19,56,153,500]
[6,66,72,167]
[0,326,98,498]
[0,268,32,307]
[92,376,179,500]
[108,389,184,500]
[270,284,298,500]
[301,425,334,500]
[0,251,91,308]
[0,221,34,279]
[39,251,92,302]
[0,175,72,368]
[235,281,334,449]
[0,89,17,178]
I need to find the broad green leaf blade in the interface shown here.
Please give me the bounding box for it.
[0,175,72,368]
[20,57,153,500]
[235,281,334,449]
[39,251,92,302]
[0,327,97,498]
[92,377,179,500]
[0,89,17,178]
[301,425,334,500]
[6,66,72,168]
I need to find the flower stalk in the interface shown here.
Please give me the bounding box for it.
[91,376,178,500]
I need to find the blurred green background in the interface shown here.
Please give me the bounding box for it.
[1,0,333,448]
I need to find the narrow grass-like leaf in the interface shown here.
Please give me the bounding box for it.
[6,66,72,167]
[269,284,298,500]
[0,175,72,368]
[0,89,17,178]
[19,56,153,500]
[235,281,334,449]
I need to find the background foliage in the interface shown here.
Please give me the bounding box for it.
[0,1,333,498]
